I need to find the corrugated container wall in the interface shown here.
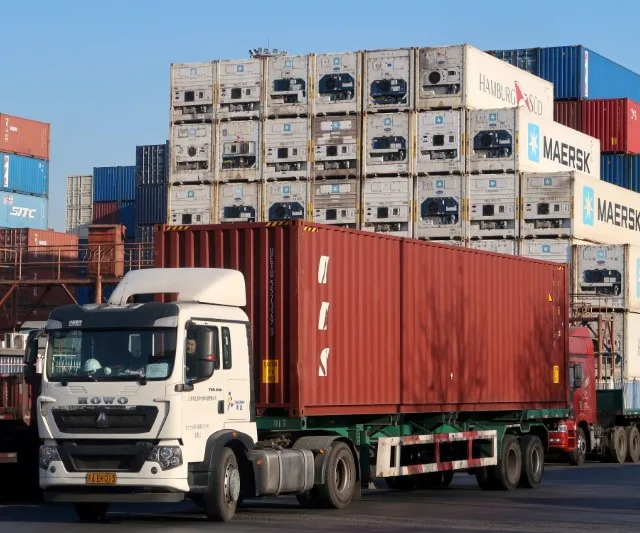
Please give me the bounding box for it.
[0,114,50,160]
[0,192,47,230]
[93,166,136,202]
[119,202,136,239]
[92,202,119,225]
[135,184,167,225]
[553,100,582,131]
[155,221,569,416]
[136,143,169,186]
[601,154,630,188]
[1,153,49,196]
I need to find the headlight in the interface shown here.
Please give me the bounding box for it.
[39,445,60,470]
[557,424,568,433]
[147,446,183,471]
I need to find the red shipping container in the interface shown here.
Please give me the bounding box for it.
[0,113,50,160]
[87,224,125,277]
[92,202,120,225]
[554,100,582,131]
[154,221,569,417]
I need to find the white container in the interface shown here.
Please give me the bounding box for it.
[311,178,359,228]
[170,123,214,184]
[361,177,413,237]
[216,58,262,120]
[594,312,640,383]
[414,44,554,118]
[468,240,517,255]
[573,244,640,312]
[66,175,92,209]
[414,175,464,240]
[518,238,588,264]
[312,116,359,179]
[265,54,310,117]
[468,174,519,239]
[467,108,601,178]
[218,120,261,182]
[415,110,465,175]
[363,48,413,113]
[363,113,410,176]
[170,61,215,123]
[217,182,261,223]
[312,52,361,115]
[66,207,92,239]
[168,184,214,225]
[264,181,308,222]
[263,118,310,181]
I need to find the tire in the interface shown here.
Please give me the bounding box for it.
[419,470,454,490]
[492,434,522,491]
[569,427,587,466]
[518,435,544,489]
[608,427,627,464]
[74,503,109,522]
[475,466,499,490]
[315,442,357,509]
[202,447,241,522]
[625,426,640,463]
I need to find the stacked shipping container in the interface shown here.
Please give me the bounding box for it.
[91,166,136,238]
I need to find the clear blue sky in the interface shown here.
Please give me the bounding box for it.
[2,1,638,232]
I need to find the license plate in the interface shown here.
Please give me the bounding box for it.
[86,472,117,485]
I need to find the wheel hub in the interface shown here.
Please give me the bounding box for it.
[225,466,241,503]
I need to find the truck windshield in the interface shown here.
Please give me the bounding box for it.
[45,328,177,382]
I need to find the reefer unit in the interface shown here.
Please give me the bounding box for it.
[468,239,517,255]
[265,54,310,118]
[414,44,554,118]
[168,184,214,225]
[93,166,136,202]
[414,175,464,241]
[135,184,168,225]
[170,62,215,123]
[363,113,410,175]
[312,52,361,115]
[218,120,261,182]
[264,181,308,222]
[363,48,413,113]
[596,312,640,383]
[415,110,465,175]
[0,113,50,160]
[218,182,261,223]
[312,178,358,228]
[1,153,48,196]
[467,108,601,179]
[468,174,519,239]
[155,220,570,415]
[361,177,413,237]
[136,143,169,186]
[486,46,640,102]
[263,118,310,180]
[573,244,640,312]
[520,171,640,245]
[312,116,359,179]
[216,58,262,120]
[0,191,47,230]
[518,238,588,264]
[170,122,214,184]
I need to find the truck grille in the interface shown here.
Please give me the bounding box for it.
[52,406,158,434]
[57,440,156,473]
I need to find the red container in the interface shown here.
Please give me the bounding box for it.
[0,113,50,160]
[87,224,125,277]
[554,100,582,131]
[155,221,570,417]
[92,202,120,225]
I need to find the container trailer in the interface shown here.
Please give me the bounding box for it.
[30,220,584,522]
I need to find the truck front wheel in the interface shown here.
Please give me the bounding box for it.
[203,447,240,522]
[316,442,356,509]
[74,503,109,522]
[569,427,587,466]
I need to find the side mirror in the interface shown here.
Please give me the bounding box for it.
[25,337,39,366]
[574,377,583,389]
[24,364,36,385]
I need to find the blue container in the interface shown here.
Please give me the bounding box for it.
[630,156,640,193]
[93,166,136,202]
[601,154,630,188]
[136,142,169,186]
[119,201,136,239]
[77,285,116,305]
[486,45,640,101]
[0,191,47,229]
[135,184,167,225]
[1,153,49,196]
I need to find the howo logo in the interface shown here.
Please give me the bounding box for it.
[78,396,129,405]
[10,207,36,218]
[582,185,640,232]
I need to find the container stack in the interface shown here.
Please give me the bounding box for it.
[66,175,93,238]
[0,113,50,230]
[91,166,136,239]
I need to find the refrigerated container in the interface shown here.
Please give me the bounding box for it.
[362,112,411,176]
[170,122,214,184]
[312,51,361,115]
[218,120,261,182]
[170,61,215,123]
[468,239,517,255]
[1,153,48,196]
[136,143,169,186]
[216,58,262,120]
[168,184,214,225]
[311,116,359,179]
[265,54,310,117]
[414,175,464,241]
[218,181,261,223]
[518,238,589,264]
[264,180,308,222]
[363,48,413,113]
[361,177,413,237]
[467,174,519,239]
[93,166,136,202]
[311,178,358,228]
[0,191,47,230]
[0,113,50,160]
[263,118,310,181]
[595,311,640,383]
[415,110,465,175]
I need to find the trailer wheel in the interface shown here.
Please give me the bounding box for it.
[625,426,640,463]
[316,442,356,509]
[202,447,240,521]
[569,427,587,466]
[420,470,454,490]
[475,467,499,490]
[608,427,627,464]
[493,434,522,491]
[74,503,109,522]
[518,435,544,489]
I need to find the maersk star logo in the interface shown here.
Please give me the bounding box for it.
[582,186,595,226]
[527,123,540,162]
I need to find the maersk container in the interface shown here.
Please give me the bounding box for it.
[467,174,519,239]
[1,153,48,196]
[155,220,569,415]
[468,239,517,256]
[135,184,168,225]
[0,191,47,230]
[518,238,588,264]
[312,51,361,116]
[216,58,263,120]
[93,166,136,202]
[363,48,414,113]
[486,46,640,102]
[136,143,169,186]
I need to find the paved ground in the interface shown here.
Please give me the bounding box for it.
[2,462,640,532]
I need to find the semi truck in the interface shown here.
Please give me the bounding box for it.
[27,220,581,522]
